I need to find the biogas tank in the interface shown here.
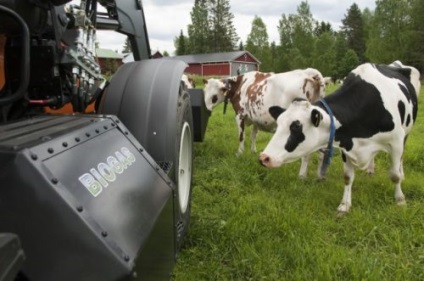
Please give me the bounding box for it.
[0,114,177,280]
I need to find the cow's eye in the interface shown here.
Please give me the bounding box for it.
[290,120,302,132]
[212,95,218,104]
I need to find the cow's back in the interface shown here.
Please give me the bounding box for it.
[326,63,418,151]
[236,70,323,131]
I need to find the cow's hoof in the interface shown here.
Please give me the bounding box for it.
[317,175,326,181]
[337,203,350,214]
[336,211,348,218]
[396,199,407,206]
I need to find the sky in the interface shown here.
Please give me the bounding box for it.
[94,0,376,55]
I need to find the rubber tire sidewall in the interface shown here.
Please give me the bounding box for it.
[174,85,194,253]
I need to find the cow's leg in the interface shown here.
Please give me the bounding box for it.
[298,154,310,179]
[250,124,258,153]
[235,115,245,157]
[389,148,406,206]
[316,150,325,179]
[366,157,375,174]
[337,154,355,214]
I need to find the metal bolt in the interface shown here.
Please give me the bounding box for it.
[124,255,130,262]
[51,178,58,184]
[48,148,54,154]
[95,129,99,134]
[85,133,91,137]
[75,137,80,142]
[77,206,83,212]
[31,154,38,160]
[62,142,68,147]
[125,131,129,135]
[104,125,108,130]
[101,231,108,237]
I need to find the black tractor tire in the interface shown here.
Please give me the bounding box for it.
[174,84,194,252]
[97,59,194,254]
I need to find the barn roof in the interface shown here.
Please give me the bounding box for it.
[96,48,123,59]
[170,51,260,64]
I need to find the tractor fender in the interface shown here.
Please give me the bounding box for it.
[98,59,188,165]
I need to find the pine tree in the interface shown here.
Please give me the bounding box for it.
[341,3,366,63]
[175,30,189,55]
[122,37,132,53]
[188,0,210,54]
[208,0,239,52]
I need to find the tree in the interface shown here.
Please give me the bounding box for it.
[122,37,132,53]
[408,0,424,72]
[187,0,210,54]
[333,32,349,80]
[238,41,244,51]
[277,1,317,70]
[339,49,359,79]
[245,16,272,71]
[366,0,413,63]
[311,32,336,77]
[314,21,333,37]
[341,3,366,63]
[208,0,239,52]
[175,30,189,55]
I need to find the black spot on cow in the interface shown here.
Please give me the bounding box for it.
[398,101,405,125]
[376,64,418,122]
[406,114,411,127]
[315,69,395,152]
[284,120,305,152]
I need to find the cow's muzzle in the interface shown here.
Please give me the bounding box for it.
[259,153,271,167]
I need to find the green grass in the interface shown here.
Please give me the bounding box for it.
[172,86,424,281]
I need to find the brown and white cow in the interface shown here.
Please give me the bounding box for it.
[204,69,325,178]
[182,74,195,89]
[259,62,420,214]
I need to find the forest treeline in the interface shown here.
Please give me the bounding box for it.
[173,0,424,80]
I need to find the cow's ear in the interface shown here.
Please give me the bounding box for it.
[203,79,208,84]
[269,106,285,120]
[311,109,323,127]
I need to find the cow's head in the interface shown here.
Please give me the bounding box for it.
[303,68,326,102]
[203,78,229,111]
[259,99,328,168]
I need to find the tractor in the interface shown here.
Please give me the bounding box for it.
[0,0,209,280]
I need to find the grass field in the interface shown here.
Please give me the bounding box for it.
[172,84,424,281]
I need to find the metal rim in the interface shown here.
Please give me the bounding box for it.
[178,121,192,214]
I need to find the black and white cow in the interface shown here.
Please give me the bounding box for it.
[259,62,420,213]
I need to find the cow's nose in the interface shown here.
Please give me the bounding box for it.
[259,153,271,167]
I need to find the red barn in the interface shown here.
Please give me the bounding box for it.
[171,51,260,77]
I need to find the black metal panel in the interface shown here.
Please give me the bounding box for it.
[0,115,176,281]
[189,88,210,142]
[0,233,25,281]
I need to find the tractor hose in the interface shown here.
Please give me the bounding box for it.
[0,5,30,106]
